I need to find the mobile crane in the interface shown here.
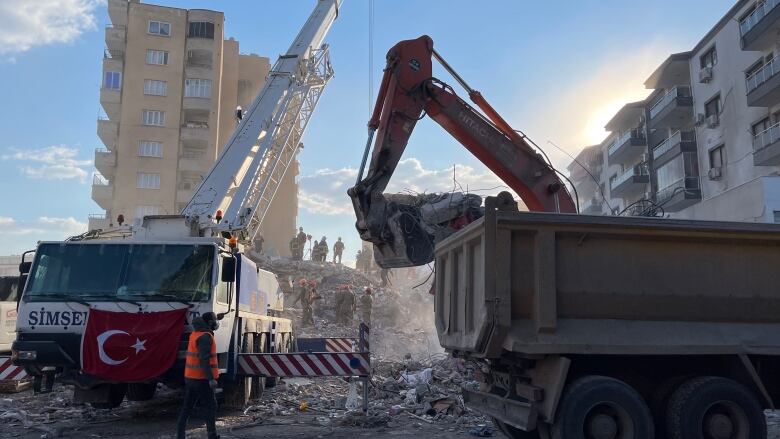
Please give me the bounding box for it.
[348,35,576,269]
[350,36,778,439]
[12,0,340,409]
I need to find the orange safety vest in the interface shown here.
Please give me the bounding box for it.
[184,331,219,380]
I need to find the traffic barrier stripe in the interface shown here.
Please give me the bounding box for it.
[238,352,370,377]
[0,357,27,381]
[325,338,355,352]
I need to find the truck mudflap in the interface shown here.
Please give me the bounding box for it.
[462,387,538,432]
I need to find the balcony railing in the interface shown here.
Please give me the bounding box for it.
[649,86,691,119]
[657,176,700,202]
[753,122,780,151]
[612,164,649,189]
[652,130,695,159]
[607,130,644,156]
[746,57,779,94]
[88,213,107,220]
[740,0,780,35]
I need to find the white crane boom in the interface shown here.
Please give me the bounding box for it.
[182,0,340,245]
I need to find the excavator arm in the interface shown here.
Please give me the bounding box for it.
[348,35,576,268]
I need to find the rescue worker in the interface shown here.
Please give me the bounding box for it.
[360,287,373,325]
[291,278,308,307]
[177,312,220,439]
[301,280,320,326]
[333,237,345,264]
[312,240,320,261]
[290,236,300,260]
[296,227,308,259]
[341,285,356,325]
[319,236,329,262]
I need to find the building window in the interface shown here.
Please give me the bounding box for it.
[138,141,162,157]
[148,21,170,37]
[188,21,215,39]
[700,46,718,69]
[146,49,169,65]
[134,205,160,220]
[184,78,212,98]
[103,71,122,90]
[143,79,167,96]
[142,110,165,126]
[137,173,161,189]
[774,211,780,223]
[704,94,721,118]
[709,145,724,169]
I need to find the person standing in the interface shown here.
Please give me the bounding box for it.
[359,287,373,325]
[291,278,308,307]
[333,237,345,264]
[342,286,356,325]
[177,313,220,439]
[319,236,329,262]
[296,227,308,260]
[302,280,320,326]
[311,240,320,261]
[290,236,300,261]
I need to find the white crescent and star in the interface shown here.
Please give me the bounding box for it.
[96,330,148,365]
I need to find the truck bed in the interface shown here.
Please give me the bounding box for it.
[434,198,780,359]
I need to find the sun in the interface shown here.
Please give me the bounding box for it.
[583,101,628,146]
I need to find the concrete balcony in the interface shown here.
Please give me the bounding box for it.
[186,37,215,53]
[179,151,206,172]
[607,130,646,166]
[87,213,111,231]
[610,164,649,198]
[656,177,701,212]
[182,96,212,112]
[100,88,121,121]
[648,86,693,128]
[185,63,212,80]
[94,149,116,177]
[91,174,113,210]
[181,123,210,141]
[97,119,118,148]
[753,122,780,166]
[746,57,780,108]
[580,198,603,215]
[108,0,128,27]
[652,130,697,166]
[740,0,780,51]
[105,25,126,55]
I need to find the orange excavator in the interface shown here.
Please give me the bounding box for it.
[348,35,577,268]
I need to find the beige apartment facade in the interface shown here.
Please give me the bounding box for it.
[92,0,299,256]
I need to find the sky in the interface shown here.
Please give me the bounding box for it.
[0,0,736,261]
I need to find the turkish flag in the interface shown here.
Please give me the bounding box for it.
[81,308,188,381]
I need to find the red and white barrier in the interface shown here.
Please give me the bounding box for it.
[237,352,370,377]
[325,338,355,352]
[0,357,27,380]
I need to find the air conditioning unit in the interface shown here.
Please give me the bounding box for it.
[699,67,713,83]
[708,166,722,180]
[695,113,706,126]
[706,114,720,128]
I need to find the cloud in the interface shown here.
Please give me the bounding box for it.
[3,145,91,181]
[0,216,86,239]
[298,158,511,217]
[0,0,103,55]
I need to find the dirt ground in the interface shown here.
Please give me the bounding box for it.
[2,386,780,439]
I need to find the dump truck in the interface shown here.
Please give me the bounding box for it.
[350,36,777,438]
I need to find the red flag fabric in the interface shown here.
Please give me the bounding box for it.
[81,308,188,381]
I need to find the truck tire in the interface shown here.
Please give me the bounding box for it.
[552,375,654,439]
[493,418,540,438]
[222,334,253,409]
[126,383,156,401]
[666,376,766,439]
[89,383,127,409]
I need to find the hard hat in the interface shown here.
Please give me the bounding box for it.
[298,278,308,285]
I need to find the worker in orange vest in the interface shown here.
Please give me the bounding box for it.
[176,312,220,439]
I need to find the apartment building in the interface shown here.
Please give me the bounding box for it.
[571,0,780,222]
[92,0,299,256]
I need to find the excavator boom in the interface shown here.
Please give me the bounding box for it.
[349,35,575,268]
